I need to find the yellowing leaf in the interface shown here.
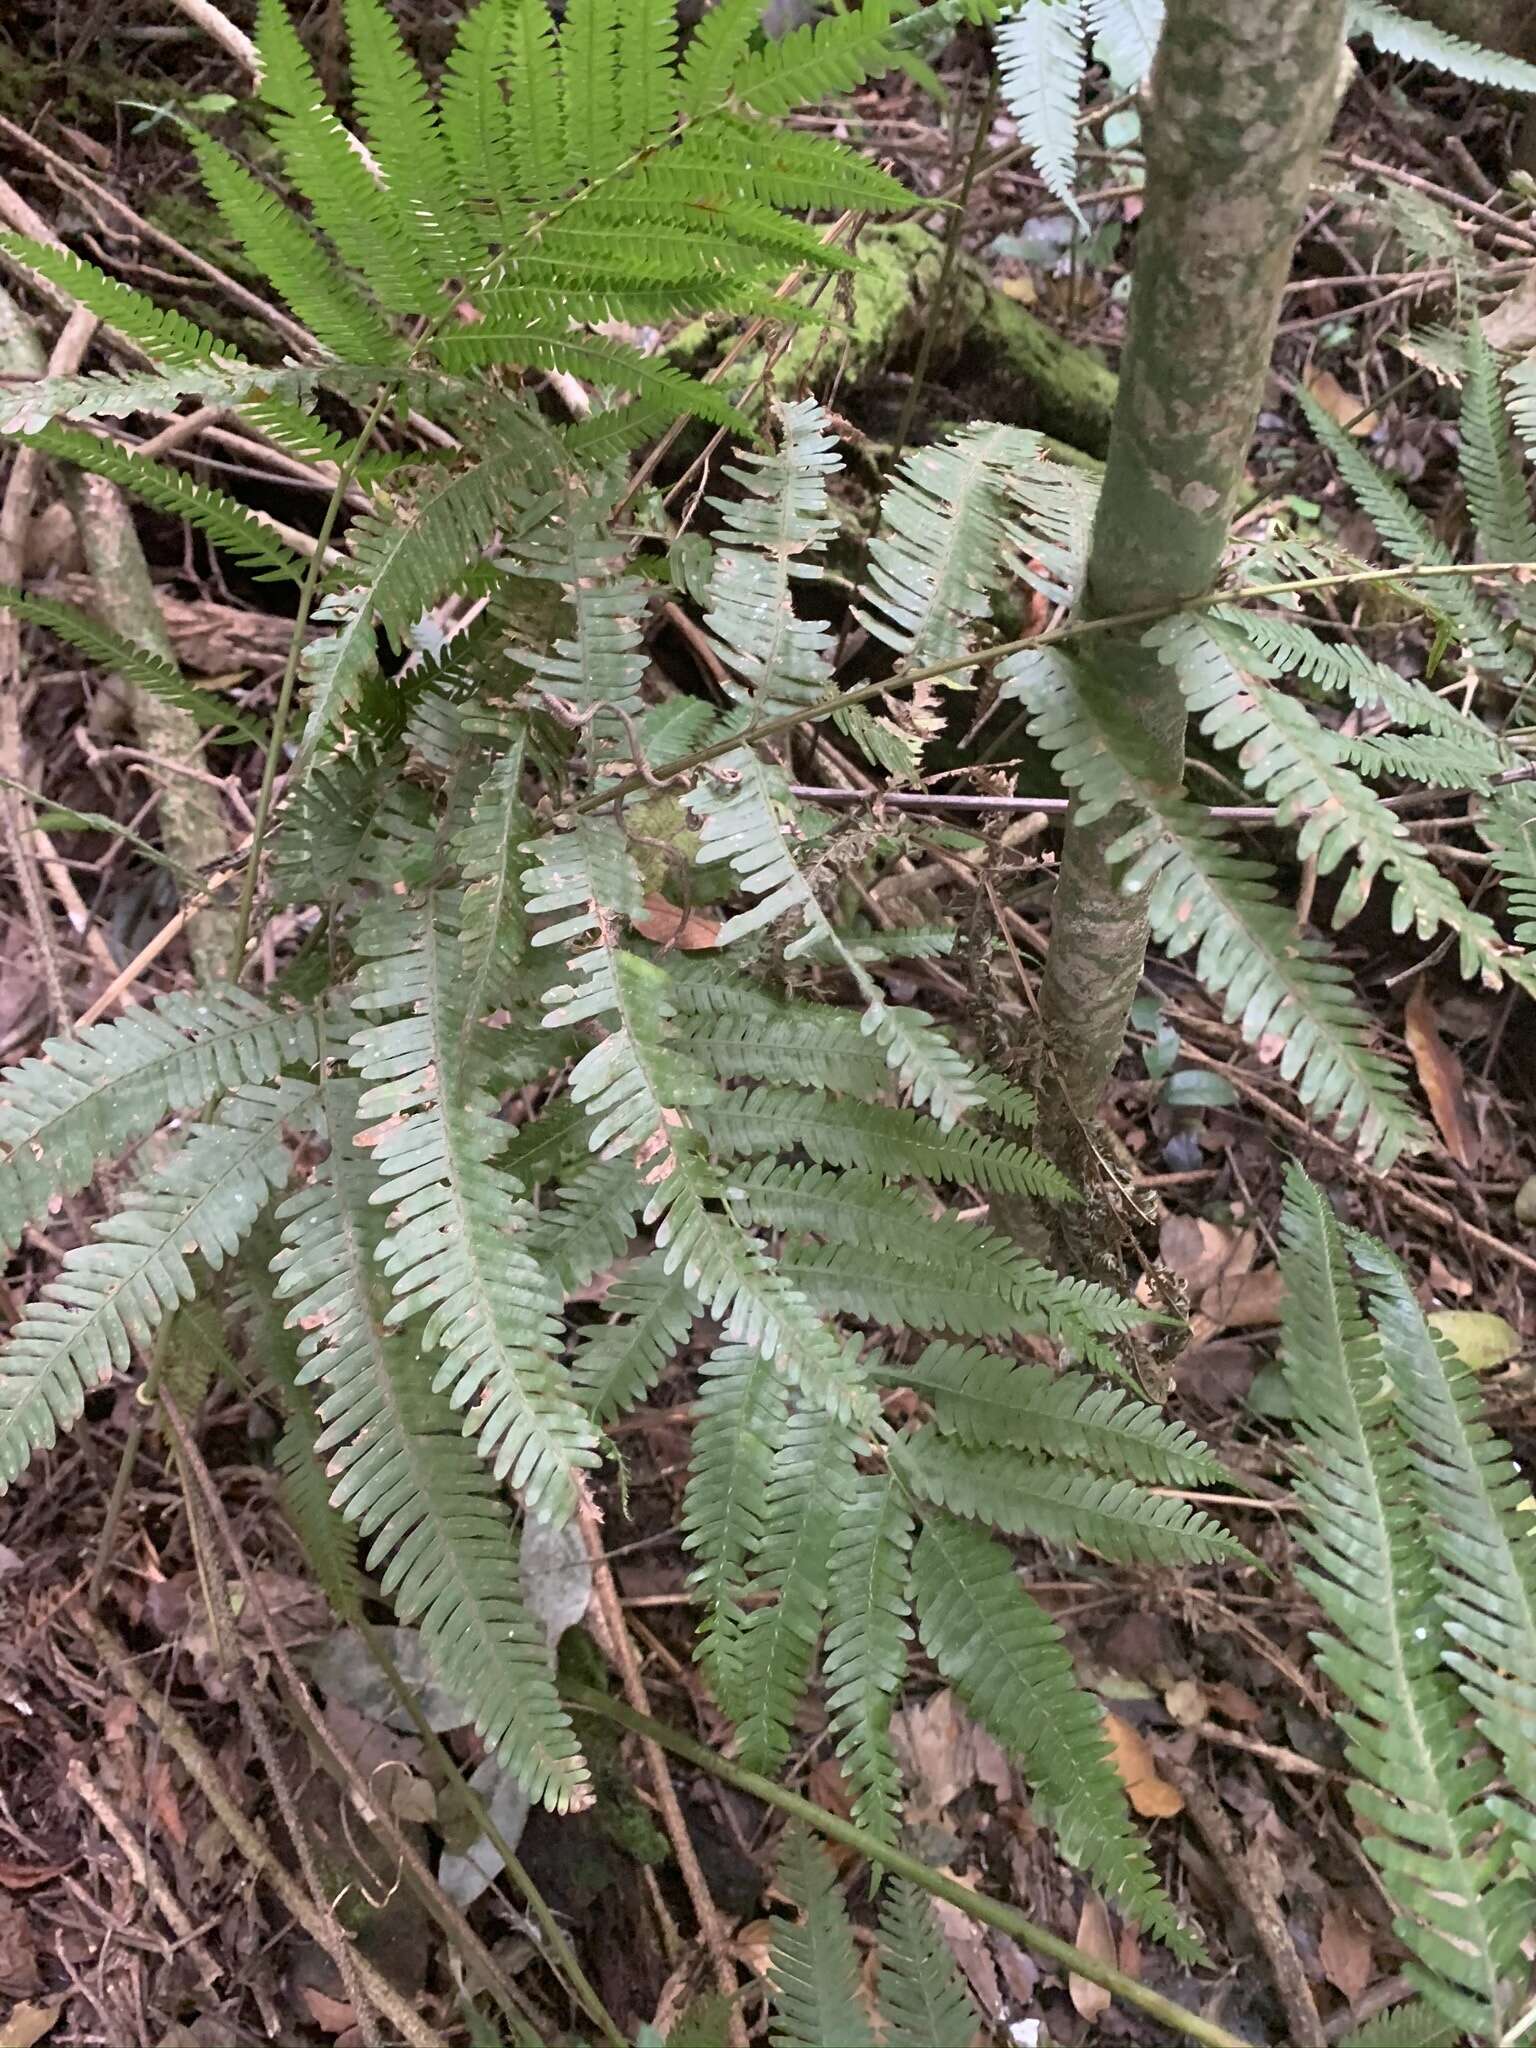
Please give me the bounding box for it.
[0,2004,62,2048]
[1427,1310,1521,1373]
[1101,1710,1183,1818]
[1303,364,1379,435]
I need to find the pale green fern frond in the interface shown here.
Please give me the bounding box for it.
[1481,785,1536,945]
[1348,0,1536,90]
[569,1254,695,1425]
[0,1081,311,1494]
[768,1826,876,2048]
[272,1082,588,1810]
[823,1470,913,1844]
[1354,1240,1536,1811]
[995,0,1087,214]
[886,1340,1232,1486]
[0,989,315,1257]
[1460,318,1536,570]
[1278,1165,1532,2042]
[898,1427,1243,1566]
[911,1509,1199,1956]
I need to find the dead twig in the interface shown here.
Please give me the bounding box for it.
[64,1761,223,1989]
[1165,1759,1327,2048]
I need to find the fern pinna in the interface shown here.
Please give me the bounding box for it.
[1279,1168,1536,2046]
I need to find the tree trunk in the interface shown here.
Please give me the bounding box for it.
[1033,0,1347,1156]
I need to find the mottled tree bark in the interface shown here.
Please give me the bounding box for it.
[1033,0,1347,1153]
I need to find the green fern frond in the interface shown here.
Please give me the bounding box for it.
[1348,0,1536,90]
[344,0,484,272]
[886,1341,1233,1486]
[0,233,235,367]
[349,897,598,1522]
[735,1401,861,1771]
[911,1510,1199,1957]
[433,319,751,431]
[730,0,906,115]
[617,0,678,150]
[1004,641,1423,1163]
[768,1826,876,2048]
[1154,616,1536,996]
[1300,387,1522,677]
[995,0,1087,214]
[1460,318,1536,569]
[1339,730,1499,789]
[1278,1165,1532,2041]
[0,989,315,1257]
[440,0,518,211]
[454,726,534,1025]
[1085,0,1160,79]
[570,1254,695,1425]
[0,361,320,437]
[693,1085,1073,1199]
[527,1156,646,1292]
[674,996,898,1097]
[823,1470,913,1844]
[256,0,440,313]
[1354,1239,1536,1810]
[898,1427,1243,1565]
[1481,785,1536,945]
[876,1879,978,2048]
[670,118,913,215]
[1339,2001,1461,2048]
[0,583,266,742]
[678,0,761,112]
[0,1082,311,1494]
[504,0,568,199]
[12,423,307,583]
[272,1085,588,1810]
[191,134,404,364]
[682,1339,790,1705]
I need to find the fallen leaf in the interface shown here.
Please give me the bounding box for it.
[1163,1678,1206,1728]
[1303,364,1379,435]
[1427,1253,1472,1300]
[0,1862,71,1894]
[732,1920,775,1978]
[633,894,720,951]
[147,1761,186,1848]
[1484,270,1536,351]
[1068,1895,1115,2021]
[0,2003,61,2048]
[1159,1216,1254,1300]
[1404,982,1480,1169]
[1428,1310,1521,1372]
[299,1987,355,2035]
[1319,1900,1373,2003]
[1516,1175,1536,1229]
[1102,1711,1183,1818]
[1205,1680,1261,1724]
[930,1896,1002,2020]
[1200,1264,1285,1331]
[891,1690,1012,1814]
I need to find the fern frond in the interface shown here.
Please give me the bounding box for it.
[1278,1165,1532,2041]
[1339,730,1499,789]
[1085,0,1160,80]
[344,0,485,271]
[1005,641,1423,1163]
[0,361,320,437]
[1153,617,1536,997]
[1460,318,1536,569]
[440,0,518,212]
[693,1085,1073,1199]
[558,0,623,181]
[12,423,306,583]
[1339,2002,1461,2048]
[0,989,315,1257]
[350,897,598,1522]
[0,583,265,742]
[272,1084,588,1810]
[1348,0,1536,91]
[433,320,750,431]
[886,1340,1232,1486]
[768,1826,876,2048]
[1354,1240,1536,1810]
[1300,388,1522,676]
[911,1510,1198,1956]
[731,0,907,115]
[995,0,1087,213]
[0,234,235,367]
[876,1880,978,2048]
[1480,785,1536,946]
[191,134,403,363]
[617,0,678,151]
[823,1470,913,1845]
[527,1156,646,1292]
[898,1427,1243,1565]
[0,1082,311,1493]
[506,0,568,199]
[570,1254,695,1425]
[735,1401,861,1771]
[255,1270,364,1623]
[454,721,534,1025]
[682,1339,790,1706]
[255,0,439,313]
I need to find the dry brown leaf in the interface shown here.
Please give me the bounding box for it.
[1303,364,1379,435]
[1404,982,1480,1169]
[931,1896,1003,2020]
[1206,1679,1261,1724]
[1159,1216,1254,1300]
[0,2004,61,2048]
[1102,1710,1184,1818]
[1318,1900,1374,2003]
[1484,272,1536,352]
[1068,1895,1115,2021]
[632,894,720,951]
[1200,1264,1285,1331]
[891,1690,1011,1814]
[299,1987,355,2035]
[732,1919,775,1978]
[0,1862,71,1895]
[1163,1678,1206,1728]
